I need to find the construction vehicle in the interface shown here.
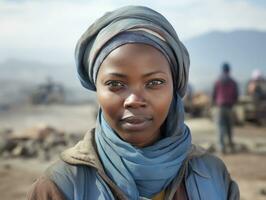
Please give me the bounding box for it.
[183,91,211,118]
[31,78,65,105]
[234,79,266,125]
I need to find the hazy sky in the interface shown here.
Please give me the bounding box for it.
[1,0,266,64]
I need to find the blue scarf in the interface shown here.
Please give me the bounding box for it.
[95,94,192,199]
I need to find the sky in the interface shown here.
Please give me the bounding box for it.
[1,0,266,65]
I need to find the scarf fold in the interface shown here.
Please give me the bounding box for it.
[95,94,192,199]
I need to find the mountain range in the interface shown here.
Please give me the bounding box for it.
[184,30,266,91]
[1,29,266,104]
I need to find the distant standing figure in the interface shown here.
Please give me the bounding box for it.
[212,63,238,153]
[247,69,265,101]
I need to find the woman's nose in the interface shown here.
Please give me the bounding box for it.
[123,92,147,109]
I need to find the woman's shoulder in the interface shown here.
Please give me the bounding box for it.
[189,145,227,172]
[187,146,239,199]
[27,160,98,200]
[189,145,226,169]
[192,152,227,170]
[45,159,90,178]
[188,145,233,186]
[47,159,98,188]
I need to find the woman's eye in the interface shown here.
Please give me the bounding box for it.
[146,79,165,88]
[105,80,125,90]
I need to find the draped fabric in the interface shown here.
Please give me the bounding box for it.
[95,94,192,199]
[75,5,190,97]
[92,31,175,84]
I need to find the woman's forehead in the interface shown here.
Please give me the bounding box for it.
[98,43,172,76]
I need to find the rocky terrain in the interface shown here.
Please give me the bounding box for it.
[0,104,265,200]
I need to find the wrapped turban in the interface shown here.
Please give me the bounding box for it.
[75,5,190,97]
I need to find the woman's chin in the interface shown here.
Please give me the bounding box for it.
[120,132,160,148]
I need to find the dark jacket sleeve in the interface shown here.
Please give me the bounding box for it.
[227,173,240,200]
[216,155,240,200]
[233,80,239,104]
[212,81,218,106]
[27,176,66,200]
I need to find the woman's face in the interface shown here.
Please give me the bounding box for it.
[96,43,173,147]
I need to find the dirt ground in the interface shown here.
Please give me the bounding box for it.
[0,104,266,200]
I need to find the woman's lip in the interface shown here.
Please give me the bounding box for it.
[121,116,152,123]
[120,116,152,131]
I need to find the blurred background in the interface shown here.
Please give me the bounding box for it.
[0,0,266,199]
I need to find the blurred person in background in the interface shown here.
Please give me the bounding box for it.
[212,63,238,154]
[27,6,239,200]
[183,83,193,114]
[247,69,266,101]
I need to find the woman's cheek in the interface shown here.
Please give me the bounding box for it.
[97,92,123,115]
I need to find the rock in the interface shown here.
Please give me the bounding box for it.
[24,140,38,157]
[235,143,250,153]
[38,149,51,161]
[199,142,217,153]
[0,125,83,160]
[64,133,82,146]
[0,140,6,154]
[259,188,266,196]
[0,128,14,154]
[3,163,12,170]
[0,139,17,155]
[43,133,66,149]
[11,145,25,157]
[10,124,64,141]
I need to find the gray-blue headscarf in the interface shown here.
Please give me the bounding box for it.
[75,5,190,97]
[75,5,192,199]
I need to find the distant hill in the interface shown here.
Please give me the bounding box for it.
[184,30,266,92]
[0,58,94,105]
[1,29,266,105]
[0,58,77,85]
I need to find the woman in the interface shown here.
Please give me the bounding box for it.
[27,6,239,200]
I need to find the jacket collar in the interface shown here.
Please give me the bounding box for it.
[188,145,211,179]
[61,129,127,200]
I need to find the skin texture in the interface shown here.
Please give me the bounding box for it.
[96,43,173,147]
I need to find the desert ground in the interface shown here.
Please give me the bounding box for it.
[0,104,266,200]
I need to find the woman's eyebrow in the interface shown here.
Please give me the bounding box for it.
[107,72,127,78]
[143,71,167,77]
[106,71,166,78]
